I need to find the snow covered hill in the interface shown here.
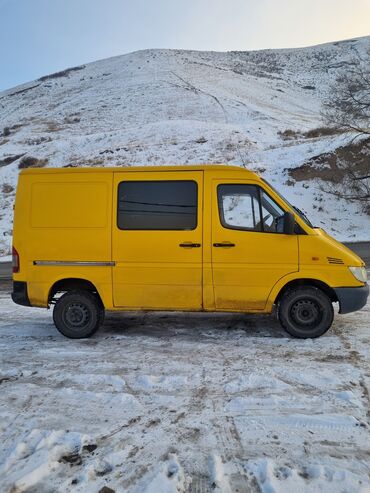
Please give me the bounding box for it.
[1,36,370,256]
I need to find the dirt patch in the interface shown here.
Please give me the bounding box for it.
[59,453,82,466]
[2,183,14,194]
[2,84,40,99]
[64,115,81,124]
[46,121,62,133]
[82,444,97,453]
[39,65,85,82]
[0,154,25,167]
[79,157,105,166]
[287,138,370,183]
[23,135,52,146]
[278,126,345,141]
[98,487,115,493]
[18,156,48,169]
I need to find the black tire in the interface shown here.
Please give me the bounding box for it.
[278,287,334,338]
[53,290,104,339]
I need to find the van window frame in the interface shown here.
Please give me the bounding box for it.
[117,179,198,231]
[217,183,292,234]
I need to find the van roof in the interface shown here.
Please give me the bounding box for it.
[20,164,260,178]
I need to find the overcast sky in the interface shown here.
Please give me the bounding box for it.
[1,0,369,91]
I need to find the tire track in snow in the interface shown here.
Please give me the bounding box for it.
[332,321,370,427]
[211,348,261,493]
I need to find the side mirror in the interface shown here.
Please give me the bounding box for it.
[276,211,295,235]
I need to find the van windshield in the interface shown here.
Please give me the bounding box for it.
[261,178,314,228]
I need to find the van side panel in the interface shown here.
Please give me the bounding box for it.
[112,171,203,310]
[13,171,113,308]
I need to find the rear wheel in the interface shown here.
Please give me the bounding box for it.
[53,290,104,338]
[278,287,334,338]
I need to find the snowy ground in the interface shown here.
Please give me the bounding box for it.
[0,280,370,493]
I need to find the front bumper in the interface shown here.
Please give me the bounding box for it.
[334,284,369,314]
[11,281,31,307]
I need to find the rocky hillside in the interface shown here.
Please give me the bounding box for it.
[1,36,369,256]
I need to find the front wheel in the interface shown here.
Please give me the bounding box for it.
[278,287,334,338]
[53,290,104,338]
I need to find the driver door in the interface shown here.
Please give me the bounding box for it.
[211,180,299,310]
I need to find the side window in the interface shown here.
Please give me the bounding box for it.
[218,184,262,231]
[117,180,197,230]
[218,184,287,233]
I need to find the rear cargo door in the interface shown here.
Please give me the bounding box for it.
[112,171,203,309]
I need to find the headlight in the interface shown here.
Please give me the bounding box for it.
[348,266,367,283]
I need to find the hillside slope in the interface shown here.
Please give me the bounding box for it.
[1,37,369,255]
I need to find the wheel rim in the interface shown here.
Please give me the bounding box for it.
[63,302,90,329]
[290,299,322,329]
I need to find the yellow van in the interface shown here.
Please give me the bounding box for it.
[12,165,368,339]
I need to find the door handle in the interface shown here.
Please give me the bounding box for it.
[213,242,235,248]
[179,242,201,248]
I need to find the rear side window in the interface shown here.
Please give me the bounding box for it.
[117,181,197,230]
